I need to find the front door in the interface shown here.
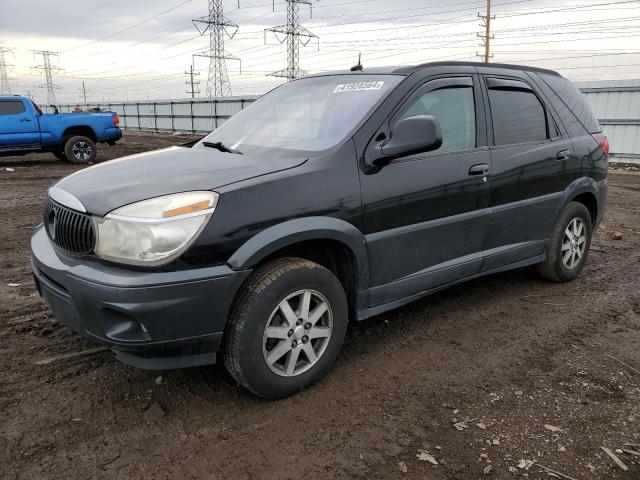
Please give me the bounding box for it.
[360,74,491,305]
[0,99,39,147]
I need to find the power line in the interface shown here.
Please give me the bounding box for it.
[193,0,241,97]
[64,0,193,53]
[265,0,318,80]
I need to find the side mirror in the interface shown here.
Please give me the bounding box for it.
[376,115,443,161]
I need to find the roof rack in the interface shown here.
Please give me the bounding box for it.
[393,61,561,77]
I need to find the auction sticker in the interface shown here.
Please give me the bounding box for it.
[333,81,384,93]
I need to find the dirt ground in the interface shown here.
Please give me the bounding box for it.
[1,132,639,480]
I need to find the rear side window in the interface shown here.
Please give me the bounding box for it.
[487,86,547,146]
[396,86,476,153]
[0,100,26,115]
[539,74,601,134]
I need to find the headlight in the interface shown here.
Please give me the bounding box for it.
[94,191,218,266]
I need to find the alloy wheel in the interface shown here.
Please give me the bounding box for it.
[561,217,587,269]
[262,289,333,377]
[72,141,92,161]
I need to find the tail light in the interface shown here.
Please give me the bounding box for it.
[113,114,120,126]
[593,132,609,157]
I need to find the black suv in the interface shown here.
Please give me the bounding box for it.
[31,62,608,399]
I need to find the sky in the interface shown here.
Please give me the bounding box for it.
[0,0,639,104]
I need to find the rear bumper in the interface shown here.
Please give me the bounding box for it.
[31,225,250,369]
[101,127,122,142]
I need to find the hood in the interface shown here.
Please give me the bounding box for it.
[54,146,306,216]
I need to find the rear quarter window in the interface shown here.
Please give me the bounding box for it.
[539,74,601,134]
[0,100,26,115]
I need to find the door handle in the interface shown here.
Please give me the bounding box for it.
[468,164,489,176]
[19,118,32,122]
[556,150,571,161]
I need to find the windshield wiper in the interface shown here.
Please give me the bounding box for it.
[202,141,243,155]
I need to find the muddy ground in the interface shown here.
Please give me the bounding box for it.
[1,132,639,479]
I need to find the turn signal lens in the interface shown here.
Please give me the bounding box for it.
[163,199,213,218]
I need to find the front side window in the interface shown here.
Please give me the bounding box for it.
[0,101,25,116]
[200,74,403,153]
[488,86,547,146]
[396,85,476,154]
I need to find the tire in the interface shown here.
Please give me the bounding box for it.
[63,135,96,164]
[53,151,67,161]
[223,257,348,399]
[537,201,593,282]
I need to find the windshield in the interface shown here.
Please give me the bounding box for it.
[200,74,403,153]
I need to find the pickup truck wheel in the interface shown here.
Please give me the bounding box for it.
[537,201,592,282]
[223,257,348,399]
[64,136,96,164]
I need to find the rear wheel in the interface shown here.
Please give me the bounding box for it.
[223,257,348,399]
[63,135,96,164]
[537,201,592,282]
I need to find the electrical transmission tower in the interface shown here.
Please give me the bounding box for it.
[185,63,201,98]
[0,47,14,95]
[31,50,62,105]
[477,0,495,63]
[192,0,241,98]
[265,0,318,81]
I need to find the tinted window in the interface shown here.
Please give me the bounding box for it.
[488,88,547,145]
[539,74,601,134]
[397,86,476,153]
[0,100,25,115]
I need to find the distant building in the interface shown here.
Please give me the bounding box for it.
[578,80,640,165]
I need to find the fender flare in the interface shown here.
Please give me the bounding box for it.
[227,216,370,290]
[555,176,600,219]
[61,125,98,142]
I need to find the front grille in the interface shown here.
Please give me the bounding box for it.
[43,198,96,255]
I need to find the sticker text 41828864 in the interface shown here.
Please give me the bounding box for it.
[332,81,385,93]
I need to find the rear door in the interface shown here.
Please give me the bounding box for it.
[360,74,491,303]
[479,71,575,270]
[0,99,39,147]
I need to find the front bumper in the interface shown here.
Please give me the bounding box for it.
[31,225,250,369]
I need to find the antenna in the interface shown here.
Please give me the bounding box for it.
[192,0,241,97]
[264,0,319,81]
[350,52,363,72]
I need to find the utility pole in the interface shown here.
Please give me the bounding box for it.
[80,81,89,105]
[192,0,241,98]
[265,0,318,81]
[31,50,62,105]
[185,63,201,98]
[0,47,14,95]
[477,0,494,63]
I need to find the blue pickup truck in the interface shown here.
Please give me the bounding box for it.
[0,96,122,164]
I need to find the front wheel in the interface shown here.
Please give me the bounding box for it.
[223,257,348,399]
[64,135,97,164]
[537,201,593,282]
